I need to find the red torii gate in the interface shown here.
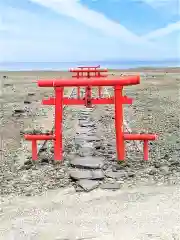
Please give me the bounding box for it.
[24,75,157,162]
[69,66,107,103]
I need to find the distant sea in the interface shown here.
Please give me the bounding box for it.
[0,60,179,71]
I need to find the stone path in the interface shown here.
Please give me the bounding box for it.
[68,108,123,192]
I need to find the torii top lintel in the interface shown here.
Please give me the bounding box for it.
[38,75,140,87]
[69,68,108,73]
[77,65,100,69]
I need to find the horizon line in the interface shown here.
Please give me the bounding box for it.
[0,58,179,64]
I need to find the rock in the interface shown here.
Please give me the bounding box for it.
[78,115,89,120]
[75,135,100,144]
[115,162,130,170]
[170,160,180,166]
[13,109,25,114]
[146,167,157,175]
[92,170,104,180]
[69,169,92,180]
[79,120,95,128]
[40,158,49,164]
[24,159,33,166]
[100,182,121,190]
[28,92,35,96]
[25,192,32,197]
[75,186,84,192]
[127,171,135,177]
[94,145,101,150]
[164,154,169,160]
[112,166,118,172]
[78,146,94,157]
[24,186,34,196]
[74,137,86,147]
[3,174,14,181]
[39,152,50,164]
[107,150,114,154]
[69,169,104,180]
[77,180,99,192]
[106,156,116,162]
[160,166,170,175]
[24,100,31,104]
[39,146,47,153]
[154,162,161,168]
[102,164,108,170]
[50,147,54,153]
[76,128,92,135]
[70,156,104,169]
[80,109,92,114]
[4,83,12,87]
[105,170,128,179]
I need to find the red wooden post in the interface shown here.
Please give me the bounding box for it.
[97,68,103,98]
[85,68,92,106]
[123,134,157,161]
[76,72,80,98]
[24,134,55,161]
[77,87,80,98]
[54,87,63,161]
[98,86,102,98]
[32,140,38,160]
[144,140,148,161]
[114,86,125,161]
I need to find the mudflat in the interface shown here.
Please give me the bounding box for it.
[0,67,180,239]
[0,68,180,195]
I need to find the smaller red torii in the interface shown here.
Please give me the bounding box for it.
[69,66,107,101]
[25,74,157,162]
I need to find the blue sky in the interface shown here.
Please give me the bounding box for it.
[0,0,179,62]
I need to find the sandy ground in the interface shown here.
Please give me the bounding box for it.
[0,68,180,239]
[1,185,180,240]
[0,71,72,164]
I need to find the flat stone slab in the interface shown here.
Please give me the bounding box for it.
[74,136,100,148]
[69,169,104,180]
[75,186,84,192]
[77,180,100,192]
[78,116,91,120]
[100,182,121,190]
[74,137,86,147]
[70,156,104,169]
[82,142,94,148]
[75,135,100,143]
[80,109,93,114]
[78,146,94,157]
[76,128,92,135]
[105,170,128,179]
[79,120,95,128]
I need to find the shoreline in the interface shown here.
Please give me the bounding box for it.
[1,66,180,73]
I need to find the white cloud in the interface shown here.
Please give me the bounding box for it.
[142,0,179,15]
[29,0,155,46]
[0,19,6,31]
[142,21,180,40]
[0,16,13,32]
[0,6,129,62]
[0,0,178,61]
[141,20,180,59]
